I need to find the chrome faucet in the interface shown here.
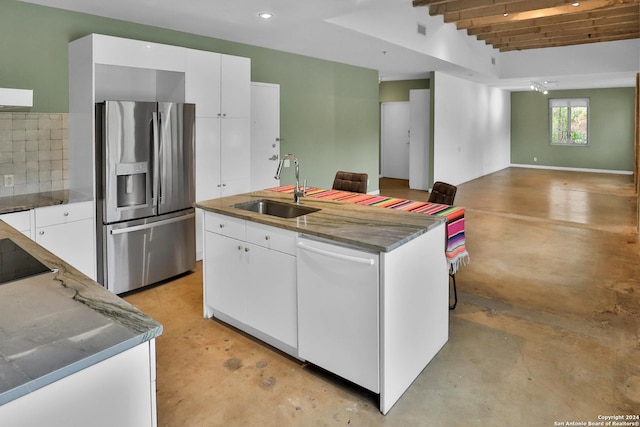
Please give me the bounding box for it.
[274,154,305,203]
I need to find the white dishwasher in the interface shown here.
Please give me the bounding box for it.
[296,236,380,393]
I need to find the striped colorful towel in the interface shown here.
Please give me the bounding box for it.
[268,186,470,273]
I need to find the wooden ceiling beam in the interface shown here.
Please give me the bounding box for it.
[433,0,575,19]
[467,4,639,35]
[454,0,638,28]
[474,12,639,40]
[413,0,639,51]
[484,21,639,44]
[496,31,640,51]
[413,0,450,7]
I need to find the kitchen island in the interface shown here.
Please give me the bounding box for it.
[0,220,162,426]
[196,190,449,415]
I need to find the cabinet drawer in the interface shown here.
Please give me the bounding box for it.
[204,211,245,240]
[35,201,93,227]
[0,210,32,232]
[246,222,296,255]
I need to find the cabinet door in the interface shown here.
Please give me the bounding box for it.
[93,35,186,72]
[245,244,297,347]
[220,117,250,196]
[204,231,246,320]
[186,49,221,118]
[35,219,95,278]
[195,117,222,201]
[220,55,250,118]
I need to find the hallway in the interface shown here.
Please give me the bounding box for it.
[124,167,640,426]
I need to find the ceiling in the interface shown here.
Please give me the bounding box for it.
[413,0,640,52]
[19,0,640,90]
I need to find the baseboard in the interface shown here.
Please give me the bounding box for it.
[510,163,633,175]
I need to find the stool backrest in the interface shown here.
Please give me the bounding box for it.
[428,181,457,205]
[332,171,368,194]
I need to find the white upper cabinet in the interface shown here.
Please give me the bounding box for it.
[92,35,187,72]
[185,49,221,118]
[220,55,250,118]
[185,50,250,119]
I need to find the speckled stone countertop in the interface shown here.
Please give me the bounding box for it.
[0,221,163,406]
[194,190,445,252]
[0,190,92,215]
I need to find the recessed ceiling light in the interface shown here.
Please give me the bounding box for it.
[258,12,273,19]
[571,2,580,6]
[503,13,509,17]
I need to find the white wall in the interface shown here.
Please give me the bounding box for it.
[432,72,510,186]
[499,39,639,82]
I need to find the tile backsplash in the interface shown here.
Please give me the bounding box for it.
[0,112,69,197]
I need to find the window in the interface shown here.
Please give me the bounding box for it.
[549,98,589,145]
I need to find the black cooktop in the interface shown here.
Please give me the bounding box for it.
[0,238,52,285]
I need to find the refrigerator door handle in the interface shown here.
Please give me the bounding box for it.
[157,111,164,206]
[152,111,160,206]
[110,212,195,235]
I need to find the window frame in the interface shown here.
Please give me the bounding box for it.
[548,97,590,146]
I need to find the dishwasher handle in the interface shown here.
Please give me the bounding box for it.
[297,242,375,266]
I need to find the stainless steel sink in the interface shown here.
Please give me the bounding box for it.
[233,199,320,218]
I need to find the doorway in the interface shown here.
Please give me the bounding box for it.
[381,89,430,189]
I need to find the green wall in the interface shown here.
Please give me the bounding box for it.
[0,0,380,191]
[379,79,430,103]
[511,87,635,171]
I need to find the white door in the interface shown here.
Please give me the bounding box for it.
[381,102,410,179]
[250,82,281,190]
[409,89,430,190]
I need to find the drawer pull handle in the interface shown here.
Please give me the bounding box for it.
[219,224,224,228]
[265,235,270,240]
[39,231,44,235]
[244,247,250,252]
[297,242,375,265]
[63,212,69,216]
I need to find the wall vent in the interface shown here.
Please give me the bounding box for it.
[417,23,427,36]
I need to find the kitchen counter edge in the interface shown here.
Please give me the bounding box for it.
[194,190,445,252]
[0,190,93,215]
[0,221,163,406]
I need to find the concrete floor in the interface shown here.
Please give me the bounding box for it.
[124,167,640,426]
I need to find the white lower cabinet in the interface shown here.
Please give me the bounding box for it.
[0,210,33,238]
[244,222,297,348]
[34,201,96,279]
[204,231,246,320]
[0,202,96,279]
[0,341,157,427]
[201,209,449,415]
[203,211,297,355]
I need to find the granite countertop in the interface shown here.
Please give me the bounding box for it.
[0,190,93,215]
[194,190,445,252]
[0,221,162,406]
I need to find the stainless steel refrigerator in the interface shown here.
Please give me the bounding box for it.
[95,100,196,294]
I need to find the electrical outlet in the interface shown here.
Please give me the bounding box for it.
[4,174,14,187]
[533,157,537,162]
